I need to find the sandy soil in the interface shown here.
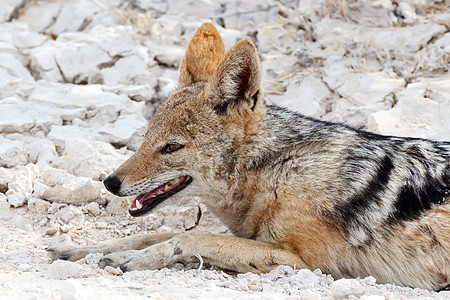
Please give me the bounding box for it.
[0,0,449,299]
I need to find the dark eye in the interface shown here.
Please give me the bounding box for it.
[161,143,184,154]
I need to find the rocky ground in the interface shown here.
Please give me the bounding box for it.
[0,0,449,299]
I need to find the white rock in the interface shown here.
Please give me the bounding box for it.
[48,125,106,150]
[397,2,416,24]
[35,177,103,206]
[22,0,114,35]
[57,278,94,300]
[6,190,27,207]
[95,221,108,229]
[298,289,321,300]
[158,69,179,96]
[360,295,385,300]
[315,18,446,53]
[150,15,184,46]
[15,2,62,32]
[29,81,130,110]
[104,266,123,276]
[28,24,154,85]
[368,78,450,140]
[270,75,330,117]
[101,55,156,85]
[0,53,35,98]
[46,260,83,279]
[28,198,52,214]
[105,196,129,215]
[0,21,49,49]
[86,202,101,216]
[25,46,63,82]
[156,225,173,233]
[0,41,16,54]
[101,84,156,102]
[98,109,147,148]
[34,167,104,205]
[6,165,39,192]
[363,23,446,52]
[368,98,449,140]
[45,226,58,236]
[156,205,201,230]
[40,167,77,186]
[438,291,450,299]
[291,269,320,286]
[298,0,327,23]
[0,192,7,202]
[26,139,58,168]
[323,65,404,128]
[32,181,48,197]
[257,22,292,54]
[54,140,130,180]
[38,216,48,226]
[55,206,83,224]
[59,217,74,227]
[47,202,67,214]
[263,266,295,281]
[364,276,377,285]
[0,136,27,167]
[314,18,361,46]
[27,39,109,83]
[414,31,450,73]
[151,44,185,68]
[0,0,22,22]
[221,1,277,31]
[0,96,63,134]
[3,251,33,266]
[83,253,104,265]
[16,263,32,272]
[87,25,146,56]
[261,53,300,80]
[357,1,398,27]
[330,278,364,299]
[83,104,123,128]
[434,32,450,53]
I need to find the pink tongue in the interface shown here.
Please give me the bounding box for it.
[131,184,167,209]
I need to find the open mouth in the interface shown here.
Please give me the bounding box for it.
[129,175,192,217]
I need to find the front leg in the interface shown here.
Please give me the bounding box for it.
[46,232,178,261]
[99,232,307,273]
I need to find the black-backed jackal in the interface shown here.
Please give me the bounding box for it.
[48,22,449,291]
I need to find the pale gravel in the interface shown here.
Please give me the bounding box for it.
[0,0,449,299]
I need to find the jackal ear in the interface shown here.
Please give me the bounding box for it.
[204,39,263,115]
[178,22,225,84]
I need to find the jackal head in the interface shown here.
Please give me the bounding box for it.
[103,22,264,216]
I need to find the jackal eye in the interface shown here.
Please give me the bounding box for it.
[161,142,184,154]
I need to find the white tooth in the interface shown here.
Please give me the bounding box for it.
[164,184,170,191]
[158,190,164,195]
[135,201,143,209]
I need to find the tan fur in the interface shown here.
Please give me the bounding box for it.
[47,23,449,291]
[179,22,224,84]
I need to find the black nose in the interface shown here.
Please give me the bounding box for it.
[103,175,121,194]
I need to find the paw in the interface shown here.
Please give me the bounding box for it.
[98,243,178,272]
[98,250,147,272]
[46,244,89,262]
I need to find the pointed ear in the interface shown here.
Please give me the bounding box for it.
[204,40,263,115]
[178,22,225,85]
